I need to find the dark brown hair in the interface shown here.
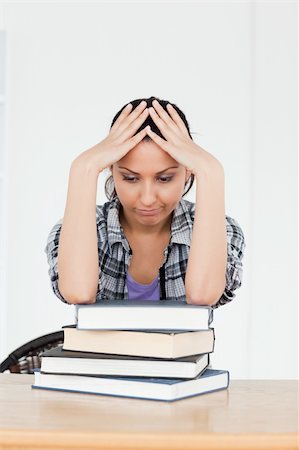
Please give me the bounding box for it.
[104,96,195,200]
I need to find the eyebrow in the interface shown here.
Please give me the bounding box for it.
[117,166,179,175]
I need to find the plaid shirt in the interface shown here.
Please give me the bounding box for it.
[45,196,245,309]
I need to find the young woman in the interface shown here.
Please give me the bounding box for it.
[45,96,245,309]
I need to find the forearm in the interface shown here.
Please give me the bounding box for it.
[57,159,100,304]
[185,160,227,305]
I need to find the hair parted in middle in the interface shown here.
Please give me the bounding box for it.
[104,95,195,201]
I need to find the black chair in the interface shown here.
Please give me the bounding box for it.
[0,331,64,374]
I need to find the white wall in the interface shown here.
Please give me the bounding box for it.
[0,1,297,379]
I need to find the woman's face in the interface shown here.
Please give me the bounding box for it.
[111,140,191,231]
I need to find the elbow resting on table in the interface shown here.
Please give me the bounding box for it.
[186,295,219,307]
[185,285,225,306]
[65,296,97,305]
[58,282,97,305]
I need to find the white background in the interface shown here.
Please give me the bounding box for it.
[0,0,297,379]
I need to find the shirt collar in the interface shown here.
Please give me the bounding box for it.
[107,196,193,253]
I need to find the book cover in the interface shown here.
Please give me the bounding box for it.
[32,368,229,402]
[39,346,210,379]
[62,326,215,359]
[76,300,213,331]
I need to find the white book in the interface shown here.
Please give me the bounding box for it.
[32,368,229,402]
[76,300,213,331]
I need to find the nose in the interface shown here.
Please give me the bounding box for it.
[139,182,157,206]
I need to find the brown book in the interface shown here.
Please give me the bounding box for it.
[63,325,215,359]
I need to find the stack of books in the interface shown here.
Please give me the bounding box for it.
[32,300,229,401]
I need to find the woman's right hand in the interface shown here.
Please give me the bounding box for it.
[72,100,150,174]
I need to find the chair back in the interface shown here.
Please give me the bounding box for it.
[0,331,64,373]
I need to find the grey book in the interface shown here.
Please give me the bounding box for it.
[40,346,210,379]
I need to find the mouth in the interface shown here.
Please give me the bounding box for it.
[137,208,162,216]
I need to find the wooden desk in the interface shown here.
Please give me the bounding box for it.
[0,374,297,450]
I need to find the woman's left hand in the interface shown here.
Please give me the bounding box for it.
[146,99,222,176]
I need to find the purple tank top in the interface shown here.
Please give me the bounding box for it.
[126,271,160,301]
